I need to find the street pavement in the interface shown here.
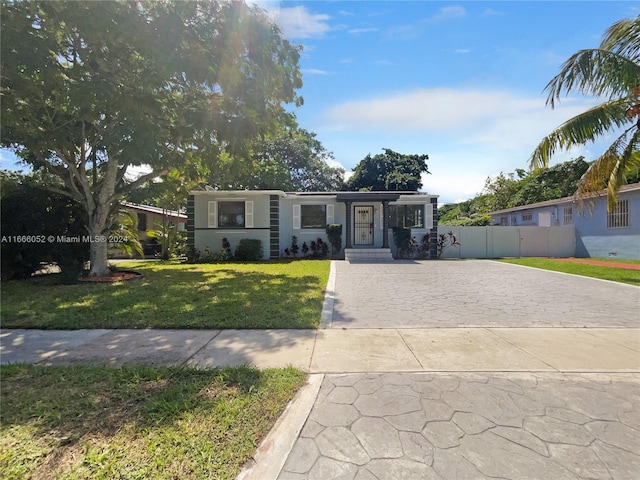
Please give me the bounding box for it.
[1,260,639,479]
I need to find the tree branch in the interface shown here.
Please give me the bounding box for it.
[115,168,168,197]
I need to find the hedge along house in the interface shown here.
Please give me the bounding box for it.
[187,190,439,260]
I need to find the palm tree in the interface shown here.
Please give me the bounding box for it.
[530,16,640,210]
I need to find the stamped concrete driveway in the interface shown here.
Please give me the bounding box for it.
[266,260,640,480]
[330,260,640,328]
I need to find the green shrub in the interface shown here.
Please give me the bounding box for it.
[326,224,342,256]
[1,172,89,283]
[196,246,227,263]
[392,227,412,257]
[234,239,263,261]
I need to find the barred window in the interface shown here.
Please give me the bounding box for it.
[522,213,532,222]
[607,199,629,228]
[563,207,573,225]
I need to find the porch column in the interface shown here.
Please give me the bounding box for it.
[345,201,352,248]
[381,200,390,248]
[429,198,438,259]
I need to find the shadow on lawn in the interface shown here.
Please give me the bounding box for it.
[1,363,304,478]
[1,264,327,329]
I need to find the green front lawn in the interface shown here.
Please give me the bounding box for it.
[1,260,330,329]
[0,364,306,480]
[499,258,640,286]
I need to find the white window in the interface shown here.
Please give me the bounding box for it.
[389,205,424,228]
[301,205,326,228]
[218,201,245,227]
[563,207,573,225]
[293,204,328,229]
[211,201,253,228]
[607,199,629,228]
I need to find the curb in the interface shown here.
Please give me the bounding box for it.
[237,373,324,480]
[319,260,336,329]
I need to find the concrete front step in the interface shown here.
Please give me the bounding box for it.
[344,248,393,263]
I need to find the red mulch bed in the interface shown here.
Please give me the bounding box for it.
[78,270,143,283]
[551,258,640,270]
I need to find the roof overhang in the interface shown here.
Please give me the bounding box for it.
[335,192,403,202]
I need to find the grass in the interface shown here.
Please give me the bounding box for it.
[498,258,640,286]
[1,260,330,329]
[0,364,306,480]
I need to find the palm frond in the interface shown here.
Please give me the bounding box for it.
[545,49,640,107]
[529,98,631,169]
[601,16,640,63]
[576,127,640,211]
[111,207,144,257]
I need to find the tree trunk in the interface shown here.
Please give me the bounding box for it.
[87,204,112,276]
[89,232,110,276]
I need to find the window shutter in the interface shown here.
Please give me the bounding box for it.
[208,201,217,228]
[425,203,434,229]
[293,204,301,229]
[245,201,253,228]
[326,204,334,225]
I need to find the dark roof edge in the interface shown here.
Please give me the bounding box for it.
[488,182,640,215]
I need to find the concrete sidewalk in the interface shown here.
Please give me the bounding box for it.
[2,327,639,372]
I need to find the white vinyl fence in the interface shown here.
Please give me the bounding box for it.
[437,226,575,259]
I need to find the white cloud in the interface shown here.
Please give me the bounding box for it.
[270,6,331,39]
[348,27,379,35]
[455,49,470,54]
[385,24,421,40]
[482,8,505,17]
[323,87,596,145]
[422,170,488,202]
[433,5,467,21]
[302,68,329,75]
[318,87,603,203]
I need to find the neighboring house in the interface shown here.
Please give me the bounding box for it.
[119,202,187,256]
[187,190,439,260]
[488,183,640,260]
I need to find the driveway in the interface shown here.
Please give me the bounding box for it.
[261,260,640,480]
[329,260,640,328]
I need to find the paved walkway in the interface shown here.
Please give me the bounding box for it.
[329,260,640,328]
[277,372,640,480]
[2,260,639,479]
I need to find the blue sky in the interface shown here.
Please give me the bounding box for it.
[259,0,637,202]
[2,1,637,203]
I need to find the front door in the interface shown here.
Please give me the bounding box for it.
[354,205,374,245]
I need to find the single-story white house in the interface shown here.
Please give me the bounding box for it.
[187,190,439,260]
[488,183,640,260]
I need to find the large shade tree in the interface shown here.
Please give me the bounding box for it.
[209,127,344,191]
[1,0,302,275]
[530,16,640,209]
[348,148,429,191]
